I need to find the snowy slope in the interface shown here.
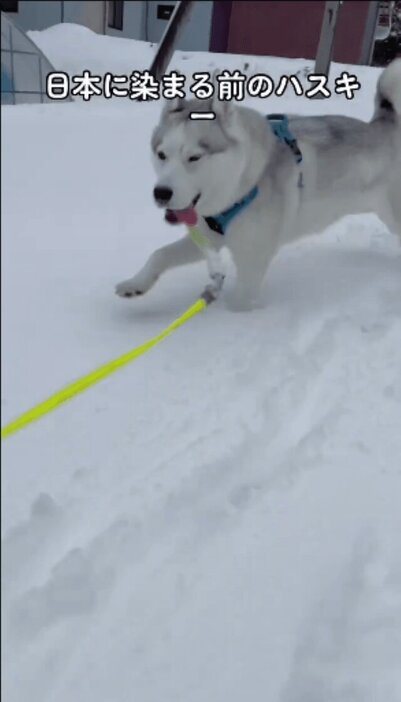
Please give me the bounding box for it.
[2,24,401,702]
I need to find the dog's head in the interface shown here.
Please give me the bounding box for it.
[151,88,248,219]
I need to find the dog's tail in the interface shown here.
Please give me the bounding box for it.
[373,58,401,123]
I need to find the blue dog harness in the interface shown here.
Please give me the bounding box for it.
[267,114,303,165]
[204,114,303,236]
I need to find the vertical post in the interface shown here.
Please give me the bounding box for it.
[359,0,380,65]
[148,0,196,81]
[314,0,342,79]
[103,0,108,34]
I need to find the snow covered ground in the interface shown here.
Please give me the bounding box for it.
[2,24,401,702]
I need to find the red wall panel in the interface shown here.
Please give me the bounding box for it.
[226,1,371,65]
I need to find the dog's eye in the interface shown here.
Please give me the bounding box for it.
[157,151,167,161]
[188,155,202,163]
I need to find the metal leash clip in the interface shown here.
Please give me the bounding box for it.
[201,272,225,305]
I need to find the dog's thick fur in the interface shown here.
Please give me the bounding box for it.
[116,60,401,310]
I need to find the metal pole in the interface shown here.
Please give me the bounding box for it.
[148,0,196,81]
[102,0,108,35]
[359,0,380,65]
[314,0,342,78]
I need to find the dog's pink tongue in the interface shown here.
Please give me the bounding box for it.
[174,208,198,226]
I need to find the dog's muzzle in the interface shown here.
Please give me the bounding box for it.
[164,193,201,226]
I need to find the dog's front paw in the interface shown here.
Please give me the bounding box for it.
[115,275,154,299]
[115,279,144,298]
[115,281,142,298]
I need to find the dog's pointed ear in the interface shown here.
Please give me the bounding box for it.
[210,68,236,121]
[162,96,186,116]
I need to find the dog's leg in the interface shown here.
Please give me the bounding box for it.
[115,235,204,298]
[229,263,269,311]
[388,197,401,243]
[228,252,274,311]
[377,198,401,243]
[227,229,278,311]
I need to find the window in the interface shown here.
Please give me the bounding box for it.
[157,4,174,20]
[108,1,124,31]
[0,1,19,12]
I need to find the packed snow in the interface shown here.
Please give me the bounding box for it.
[2,23,401,702]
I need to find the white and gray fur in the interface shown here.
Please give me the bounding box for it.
[116,59,401,310]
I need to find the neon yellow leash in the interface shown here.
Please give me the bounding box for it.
[1,225,224,441]
[1,297,206,440]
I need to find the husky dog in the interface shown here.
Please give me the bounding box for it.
[116,60,401,310]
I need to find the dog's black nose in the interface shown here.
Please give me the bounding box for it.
[153,186,173,204]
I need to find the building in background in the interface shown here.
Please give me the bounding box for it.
[0,1,214,50]
[1,10,71,104]
[1,0,400,106]
[372,0,401,64]
[1,1,399,62]
[210,1,398,66]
